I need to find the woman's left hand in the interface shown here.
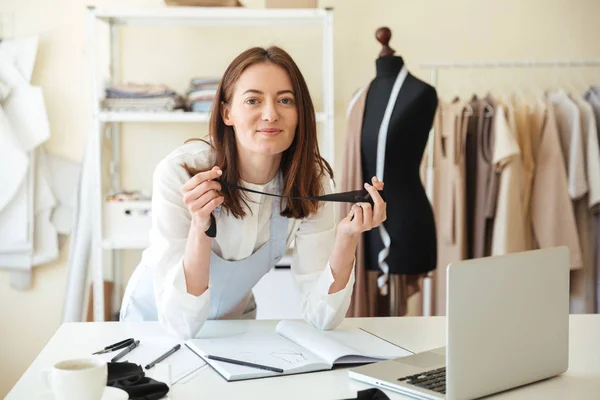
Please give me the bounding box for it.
[337,176,386,239]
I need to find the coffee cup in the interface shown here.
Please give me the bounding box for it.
[41,358,107,400]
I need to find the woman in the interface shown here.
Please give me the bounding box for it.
[120,46,386,339]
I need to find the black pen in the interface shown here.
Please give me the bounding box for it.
[145,344,182,370]
[111,340,140,362]
[207,354,284,373]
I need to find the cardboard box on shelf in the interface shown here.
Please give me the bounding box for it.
[265,0,317,8]
[164,0,243,6]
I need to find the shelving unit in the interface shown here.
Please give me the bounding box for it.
[85,6,334,321]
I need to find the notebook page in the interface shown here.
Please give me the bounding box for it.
[276,321,413,364]
[276,320,358,365]
[321,328,413,362]
[186,332,330,380]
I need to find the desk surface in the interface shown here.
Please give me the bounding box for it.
[8,315,600,400]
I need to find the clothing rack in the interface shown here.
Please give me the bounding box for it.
[418,58,600,317]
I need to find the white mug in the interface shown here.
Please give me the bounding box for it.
[41,358,108,400]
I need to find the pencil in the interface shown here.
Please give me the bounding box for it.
[207,354,284,373]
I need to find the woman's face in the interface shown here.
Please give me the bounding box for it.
[222,62,298,157]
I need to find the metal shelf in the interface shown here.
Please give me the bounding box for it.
[90,6,329,27]
[99,110,210,122]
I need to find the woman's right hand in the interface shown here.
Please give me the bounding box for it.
[180,166,224,232]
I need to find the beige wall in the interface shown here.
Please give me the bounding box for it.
[2,0,600,396]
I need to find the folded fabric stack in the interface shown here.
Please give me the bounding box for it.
[186,77,220,113]
[106,190,151,202]
[102,83,185,112]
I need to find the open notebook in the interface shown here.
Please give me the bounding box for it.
[185,320,413,381]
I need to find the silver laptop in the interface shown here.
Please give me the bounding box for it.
[348,247,570,400]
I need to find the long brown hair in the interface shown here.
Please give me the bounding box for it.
[184,46,333,219]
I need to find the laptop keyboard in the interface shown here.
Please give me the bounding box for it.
[397,367,446,394]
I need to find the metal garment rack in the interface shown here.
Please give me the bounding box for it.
[418,58,600,317]
[84,6,335,322]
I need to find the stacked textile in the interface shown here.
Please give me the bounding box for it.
[102,83,184,112]
[106,190,150,202]
[186,77,219,113]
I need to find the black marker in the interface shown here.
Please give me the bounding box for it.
[145,344,182,370]
[111,340,140,362]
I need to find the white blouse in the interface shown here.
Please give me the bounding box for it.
[141,140,355,339]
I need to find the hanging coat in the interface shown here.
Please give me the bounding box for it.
[430,99,469,316]
[0,36,57,289]
[529,97,582,269]
[0,84,28,212]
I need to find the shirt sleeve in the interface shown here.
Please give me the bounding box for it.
[291,176,355,331]
[143,145,214,339]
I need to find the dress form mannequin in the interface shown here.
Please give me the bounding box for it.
[360,27,438,315]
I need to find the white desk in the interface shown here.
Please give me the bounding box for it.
[8,315,600,399]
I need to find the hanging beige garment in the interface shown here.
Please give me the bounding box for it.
[529,98,583,270]
[511,97,535,250]
[490,102,527,255]
[430,99,469,316]
[341,86,369,318]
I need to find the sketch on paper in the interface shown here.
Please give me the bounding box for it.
[270,348,307,364]
[235,348,307,366]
